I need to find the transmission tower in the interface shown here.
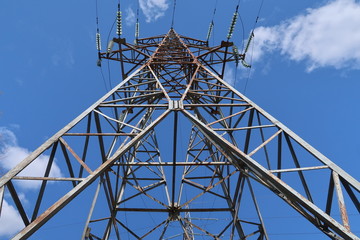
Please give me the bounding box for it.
[0,28,359,240]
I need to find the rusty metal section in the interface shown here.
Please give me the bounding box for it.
[0,29,359,240]
[333,171,351,231]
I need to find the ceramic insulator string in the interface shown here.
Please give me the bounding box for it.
[241,59,251,68]
[135,8,139,42]
[206,21,214,42]
[116,10,122,36]
[232,45,240,66]
[227,6,239,40]
[244,31,254,54]
[135,22,139,39]
[96,32,102,51]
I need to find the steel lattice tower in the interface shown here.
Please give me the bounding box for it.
[0,29,359,240]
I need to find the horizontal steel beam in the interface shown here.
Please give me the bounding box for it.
[113,162,232,166]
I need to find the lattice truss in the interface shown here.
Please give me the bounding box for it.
[0,29,359,240]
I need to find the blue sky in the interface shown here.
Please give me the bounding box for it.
[1,0,360,239]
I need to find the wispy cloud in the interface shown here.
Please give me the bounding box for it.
[251,0,360,71]
[139,0,169,23]
[223,67,235,86]
[50,38,75,68]
[0,127,63,237]
[0,200,24,237]
[0,127,62,189]
[125,7,136,26]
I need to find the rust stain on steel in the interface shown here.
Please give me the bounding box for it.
[333,171,351,231]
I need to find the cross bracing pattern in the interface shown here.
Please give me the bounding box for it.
[0,29,359,240]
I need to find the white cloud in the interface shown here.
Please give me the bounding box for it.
[125,7,136,26]
[251,0,360,71]
[0,200,24,237]
[139,0,169,23]
[0,127,62,189]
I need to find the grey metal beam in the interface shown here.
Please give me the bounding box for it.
[0,66,147,189]
[181,109,359,240]
[11,110,170,240]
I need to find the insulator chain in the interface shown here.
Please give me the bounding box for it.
[241,59,251,68]
[116,10,122,36]
[227,10,238,40]
[135,22,139,40]
[232,45,240,66]
[96,32,102,51]
[241,31,254,68]
[206,21,214,42]
[244,31,254,54]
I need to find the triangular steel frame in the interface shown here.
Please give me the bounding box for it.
[0,29,359,240]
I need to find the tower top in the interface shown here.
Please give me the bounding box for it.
[101,28,242,81]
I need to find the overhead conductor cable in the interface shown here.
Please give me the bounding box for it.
[206,0,217,43]
[171,0,177,28]
[243,0,266,93]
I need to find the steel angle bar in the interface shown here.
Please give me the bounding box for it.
[12,176,85,181]
[109,161,232,166]
[180,216,219,239]
[207,107,254,127]
[180,170,237,208]
[270,165,329,173]
[340,178,360,213]
[248,129,283,157]
[0,186,4,217]
[31,141,59,221]
[81,178,102,240]
[180,65,201,102]
[181,109,359,240]
[93,109,142,131]
[7,181,29,226]
[59,137,93,174]
[11,109,170,240]
[116,79,157,89]
[148,65,172,101]
[333,171,351,231]
[121,43,152,58]
[101,92,164,104]
[115,219,141,239]
[212,125,276,131]
[202,65,360,193]
[0,66,147,189]
[184,103,250,107]
[139,219,168,239]
[64,133,137,136]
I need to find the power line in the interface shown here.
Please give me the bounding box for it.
[205,0,218,43]
[171,0,177,28]
[242,0,266,93]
